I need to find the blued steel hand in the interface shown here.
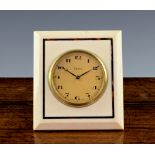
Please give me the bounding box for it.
[78,69,92,78]
[78,66,99,79]
[63,66,99,79]
[63,67,77,78]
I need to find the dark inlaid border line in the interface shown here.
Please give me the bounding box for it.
[111,39,115,118]
[43,40,45,118]
[43,38,114,119]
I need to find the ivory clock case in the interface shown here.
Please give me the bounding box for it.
[33,30,124,130]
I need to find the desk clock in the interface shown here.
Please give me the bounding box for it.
[33,31,124,130]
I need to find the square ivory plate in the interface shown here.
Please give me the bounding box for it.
[33,30,124,130]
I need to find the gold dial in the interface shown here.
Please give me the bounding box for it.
[48,50,108,107]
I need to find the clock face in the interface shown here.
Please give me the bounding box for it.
[48,50,108,107]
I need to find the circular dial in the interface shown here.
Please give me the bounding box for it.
[48,50,108,107]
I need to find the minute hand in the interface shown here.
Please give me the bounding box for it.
[78,66,99,78]
[78,69,92,78]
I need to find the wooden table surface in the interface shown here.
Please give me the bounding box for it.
[0,78,155,144]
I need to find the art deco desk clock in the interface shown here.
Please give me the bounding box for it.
[33,31,124,130]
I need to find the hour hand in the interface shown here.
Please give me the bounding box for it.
[63,67,77,78]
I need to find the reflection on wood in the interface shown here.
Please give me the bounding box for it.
[0,78,155,143]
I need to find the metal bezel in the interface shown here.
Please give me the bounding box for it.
[48,49,108,108]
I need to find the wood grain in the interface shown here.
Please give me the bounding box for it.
[124,78,155,103]
[0,102,155,143]
[0,78,32,102]
[0,78,155,143]
[0,78,155,103]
